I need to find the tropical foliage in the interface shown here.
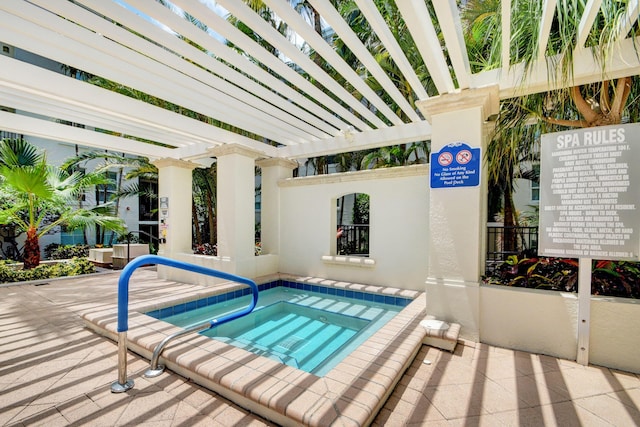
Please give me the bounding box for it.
[463,0,640,230]
[0,139,125,268]
[484,255,640,299]
[0,257,95,283]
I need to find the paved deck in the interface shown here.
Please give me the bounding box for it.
[1,270,639,426]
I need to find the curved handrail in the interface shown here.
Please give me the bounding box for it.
[111,254,259,393]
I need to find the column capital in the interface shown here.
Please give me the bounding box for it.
[152,157,199,170]
[209,144,263,159]
[416,85,499,123]
[256,157,299,170]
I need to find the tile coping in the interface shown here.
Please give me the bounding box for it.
[81,274,427,427]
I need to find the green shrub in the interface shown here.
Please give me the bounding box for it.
[0,258,96,283]
[45,244,90,260]
[483,256,640,298]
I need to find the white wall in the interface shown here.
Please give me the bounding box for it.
[480,285,579,360]
[590,297,640,374]
[278,165,429,290]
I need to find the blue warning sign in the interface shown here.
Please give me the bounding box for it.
[430,142,481,188]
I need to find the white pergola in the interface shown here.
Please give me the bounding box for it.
[1,0,639,162]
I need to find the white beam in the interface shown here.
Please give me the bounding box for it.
[72,0,336,139]
[354,0,429,100]
[0,111,175,159]
[472,36,640,99]
[263,0,403,125]
[0,55,278,158]
[616,0,640,40]
[169,0,373,132]
[305,0,421,122]
[108,0,335,140]
[280,121,432,159]
[577,0,602,48]
[537,0,558,61]
[432,0,472,89]
[502,0,511,69]
[215,0,389,129]
[1,1,314,145]
[396,0,455,93]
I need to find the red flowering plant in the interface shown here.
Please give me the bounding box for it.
[483,255,640,298]
[193,243,217,256]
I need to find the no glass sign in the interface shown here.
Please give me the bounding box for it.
[430,142,481,188]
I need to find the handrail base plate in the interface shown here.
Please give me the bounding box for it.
[111,379,134,393]
[144,366,165,378]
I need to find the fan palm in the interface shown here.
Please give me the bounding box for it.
[0,140,125,268]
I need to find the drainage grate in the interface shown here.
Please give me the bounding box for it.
[276,336,305,352]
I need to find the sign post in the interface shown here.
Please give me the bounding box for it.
[539,123,640,366]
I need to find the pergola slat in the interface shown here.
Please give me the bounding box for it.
[0,0,637,161]
[396,0,456,93]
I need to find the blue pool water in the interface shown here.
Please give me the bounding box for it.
[146,280,411,376]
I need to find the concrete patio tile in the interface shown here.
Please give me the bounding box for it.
[608,368,640,389]
[0,405,28,426]
[56,394,125,426]
[2,271,639,427]
[491,374,572,407]
[575,393,640,426]
[382,392,446,422]
[3,404,69,427]
[422,383,489,419]
[492,401,612,427]
[608,386,640,409]
[542,364,628,399]
[207,404,268,427]
[428,359,487,386]
[0,374,63,409]
[113,389,180,425]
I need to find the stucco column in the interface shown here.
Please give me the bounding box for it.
[416,86,499,341]
[210,145,261,275]
[152,158,198,259]
[256,158,298,255]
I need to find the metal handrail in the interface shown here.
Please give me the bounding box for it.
[111,254,259,393]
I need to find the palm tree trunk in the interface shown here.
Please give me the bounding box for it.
[23,226,40,269]
[206,191,215,245]
[503,178,518,254]
[192,199,202,245]
[109,164,124,245]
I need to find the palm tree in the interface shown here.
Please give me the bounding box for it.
[0,139,125,268]
[62,151,159,244]
[360,143,428,169]
[192,166,217,246]
[463,0,640,247]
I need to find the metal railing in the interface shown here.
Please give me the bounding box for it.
[486,225,538,274]
[123,229,160,263]
[337,224,369,256]
[111,254,258,393]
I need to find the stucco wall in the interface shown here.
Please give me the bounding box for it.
[480,285,579,360]
[278,165,429,290]
[590,298,640,374]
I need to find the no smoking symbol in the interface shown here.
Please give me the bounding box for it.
[438,152,453,166]
[456,150,472,164]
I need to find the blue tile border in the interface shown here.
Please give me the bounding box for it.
[146,279,413,320]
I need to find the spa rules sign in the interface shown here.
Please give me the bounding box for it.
[539,123,640,260]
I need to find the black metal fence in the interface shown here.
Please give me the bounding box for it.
[486,225,538,274]
[337,224,369,256]
[0,131,24,141]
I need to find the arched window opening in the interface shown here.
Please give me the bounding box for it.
[336,193,370,257]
